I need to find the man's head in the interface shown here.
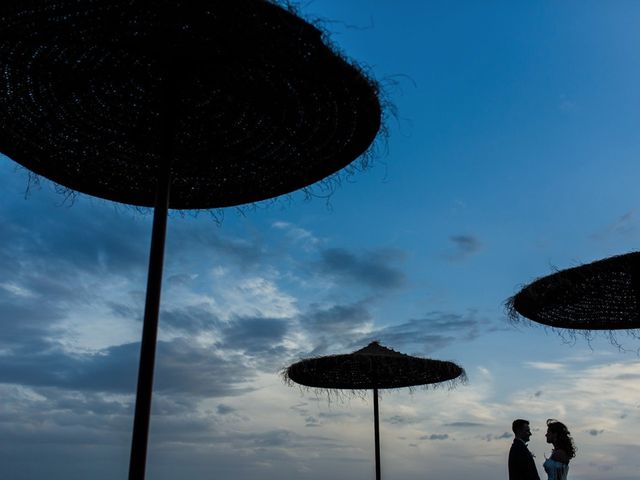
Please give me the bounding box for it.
[512,419,532,443]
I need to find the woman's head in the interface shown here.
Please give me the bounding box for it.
[545,419,576,459]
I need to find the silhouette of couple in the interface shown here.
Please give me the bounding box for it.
[508,419,576,480]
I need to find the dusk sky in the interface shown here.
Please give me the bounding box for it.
[3,2,640,480]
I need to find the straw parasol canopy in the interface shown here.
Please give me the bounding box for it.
[507,252,640,331]
[0,0,382,209]
[286,341,466,390]
[0,2,383,479]
[284,342,465,480]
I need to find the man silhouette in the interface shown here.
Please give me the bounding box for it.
[508,419,540,480]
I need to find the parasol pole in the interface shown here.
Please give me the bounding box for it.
[128,70,176,480]
[373,387,381,480]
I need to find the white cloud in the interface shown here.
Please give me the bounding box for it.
[272,221,322,250]
[525,362,565,371]
[225,276,299,319]
[0,281,36,298]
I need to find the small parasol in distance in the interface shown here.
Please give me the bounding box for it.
[284,341,466,480]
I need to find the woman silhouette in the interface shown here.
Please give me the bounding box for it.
[543,419,576,480]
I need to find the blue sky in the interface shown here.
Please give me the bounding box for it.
[3,1,640,479]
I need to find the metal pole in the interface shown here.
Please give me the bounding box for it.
[373,388,381,480]
[128,70,176,480]
[128,163,171,480]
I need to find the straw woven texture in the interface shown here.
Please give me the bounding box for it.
[285,342,465,390]
[508,252,640,330]
[0,0,381,208]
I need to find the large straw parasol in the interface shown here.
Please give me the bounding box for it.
[0,1,382,479]
[507,252,640,338]
[284,341,466,480]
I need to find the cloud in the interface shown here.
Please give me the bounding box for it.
[353,310,492,354]
[292,308,494,359]
[167,225,266,269]
[236,429,318,449]
[0,182,149,280]
[217,404,236,415]
[479,432,511,441]
[444,235,483,261]
[420,433,449,441]
[287,401,356,429]
[386,415,419,425]
[317,247,406,291]
[162,308,297,373]
[272,221,322,249]
[304,416,321,427]
[161,304,219,334]
[590,211,637,241]
[443,422,486,427]
[502,359,640,451]
[0,384,133,451]
[587,462,613,472]
[525,362,564,371]
[303,301,372,337]
[219,315,290,367]
[0,190,158,357]
[613,373,640,380]
[291,308,496,357]
[0,286,68,351]
[0,339,258,398]
[215,276,299,320]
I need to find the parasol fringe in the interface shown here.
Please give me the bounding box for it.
[282,365,467,400]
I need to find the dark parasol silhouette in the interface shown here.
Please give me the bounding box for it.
[507,252,640,339]
[0,1,382,478]
[284,341,466,480]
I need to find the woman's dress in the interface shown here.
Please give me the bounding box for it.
[543,457,569,480]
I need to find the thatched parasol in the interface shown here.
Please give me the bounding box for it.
[284,341,466,480]
[0,2,382,479]
[507,252,640,336]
